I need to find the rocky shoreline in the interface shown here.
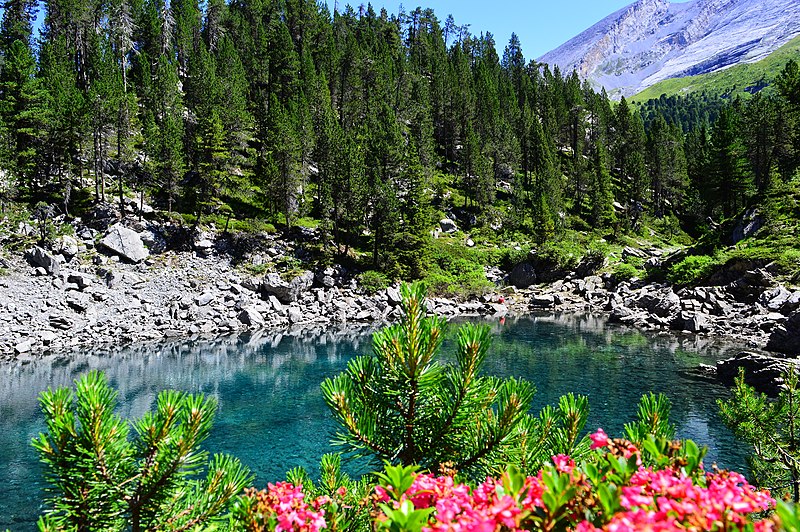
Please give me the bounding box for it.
[2,212,799,393]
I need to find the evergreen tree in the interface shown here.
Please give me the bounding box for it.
[709,105,752,218]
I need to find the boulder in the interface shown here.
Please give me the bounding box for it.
[767,312,800,355]
[100,224,149,263]
[26,246,61,275]
[732,208,764,244]
[66,293,92,313]
[439,218,458,234]
[14,340,33,354]
[716,351,799,396]
[196,292,215,307]
[262,270,314,303]
[67,272,93,290]
[675,311,710,333]
[287,306,304,323]
[386,286,403,306]
[530,294,555,308]
[55,235,79,259]
[509,262,537,289]
[238,307,265,326]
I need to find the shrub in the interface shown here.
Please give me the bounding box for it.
[667,254,717,286]
[32,371,252,531]
[612,262,643,282]
[358,270,391,294]
[242,435,776,532]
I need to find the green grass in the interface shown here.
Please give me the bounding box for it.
[631,35,800,102]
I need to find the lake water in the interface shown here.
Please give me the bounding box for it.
[0,314,750,529]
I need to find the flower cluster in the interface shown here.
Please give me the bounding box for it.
[578,468,775,531]
[376,472,541,531]
[238,429,778,531]
[239,482,328,532]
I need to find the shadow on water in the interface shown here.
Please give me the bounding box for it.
[0,314,749,529]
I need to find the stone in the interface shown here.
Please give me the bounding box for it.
[766,311,800,355]
[238,307,264,326]
[262,270,314,303]
[55,235,79,259]
[487,303,508,316]
[67,272,93,290]
[622,246,649,260]
[386,286,403,306]
[530,294,555,308]
[196,292,215,306]
[717,351,799,396]
[509,262,537,289]
[682,312,710,333]
[732,208,764,244]
[40,330,56,344]
[26,246,61,275]
[287,306,304,324]
[100,224,149,263]
[66,293,91,312]
[439,218,458,234]
[14,340,32,354]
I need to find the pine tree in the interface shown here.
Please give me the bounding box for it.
[322,283,539,478]
[33,371,252,530]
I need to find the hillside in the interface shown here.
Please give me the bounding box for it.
[539,0,800,98]
[632,34,800,102]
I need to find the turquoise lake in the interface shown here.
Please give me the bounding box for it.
[0,314,749,529]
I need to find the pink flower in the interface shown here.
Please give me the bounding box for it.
[552,454,575,474]
[590,428,611,449]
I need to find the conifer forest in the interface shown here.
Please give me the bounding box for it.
[2,0,799,277]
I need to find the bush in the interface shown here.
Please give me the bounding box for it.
[358,270,390,294]
[612,262,643,282]
[32,371,251,531]
[238,435,777,532]
[667,254,717,286]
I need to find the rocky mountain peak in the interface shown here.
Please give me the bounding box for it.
[540,0,800,98]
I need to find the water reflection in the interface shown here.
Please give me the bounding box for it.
[0,315,747,529]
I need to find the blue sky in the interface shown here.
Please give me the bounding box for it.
[325,0,691,59]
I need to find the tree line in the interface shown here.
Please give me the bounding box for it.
[1,0,799,275]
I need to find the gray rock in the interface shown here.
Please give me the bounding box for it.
[66,293,91,312]
[767,312,800,355]
[622,246,650,260]
[55,235,79,259]
[487,303,508,316]
[509,262,537,289]
[530,294,555,308]
[196,292,215,306]
[717,350,799,396]
[67,272,93,290]
[386,286,403,306]
[26,246,61,275]
[238,307,264,326]
[287,306,304,323]
[681,312,710,333]
[439,218,458,234]
[733,208,764,244]
[262,270,314,303]
[100,224,149,263]
[14,340,32,354]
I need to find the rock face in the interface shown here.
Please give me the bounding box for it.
[509,262,537,289]
[767,312,800,355]
[100,224,149,263]
[539,0,800,97]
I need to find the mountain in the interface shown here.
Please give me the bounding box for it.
[631,34,800,102]
[539,0,800,98]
